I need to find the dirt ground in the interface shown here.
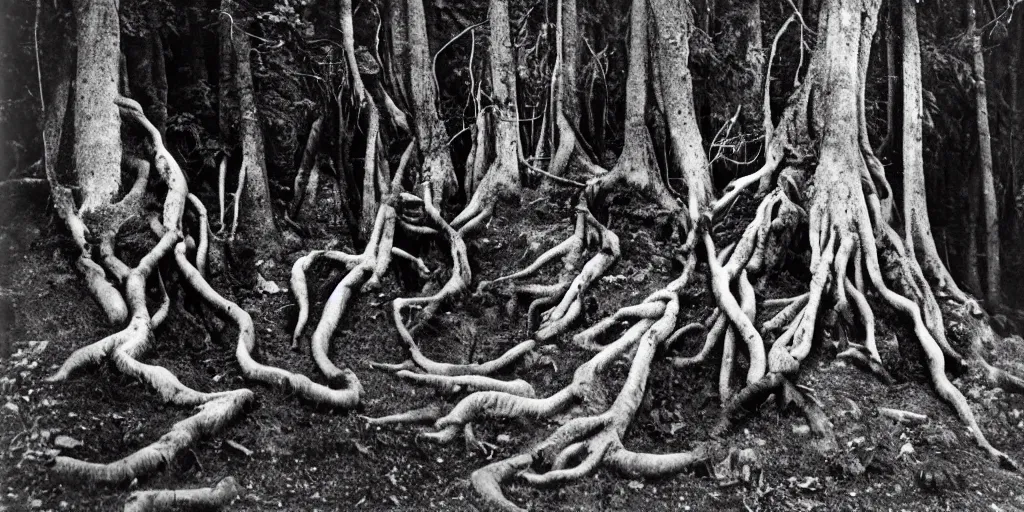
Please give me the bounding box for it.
[3,188,1024,511]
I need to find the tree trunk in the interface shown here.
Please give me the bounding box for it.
[387,0,410,106]
[406,0,457,207]
[484,0,519,190]
[967,1,1000,306]
[230,9,281,254]
[73,0,122,213]
[649,0,714,224]
[449,0,523,234]
[966,165,983,294]
[900,0,968,302]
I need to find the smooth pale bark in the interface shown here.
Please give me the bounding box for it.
[73,0,122,212]
[649,0,714,223]
[483,0,520,189]
[406,0,457,207]
[900,0,966,301]
[967,1,1001,306]
[230,9,282,253]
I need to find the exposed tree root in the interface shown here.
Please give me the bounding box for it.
[450,0,521,236]
[479,200,619,343]
[123,476,243,512]
[46,98,254,485]
[371,186,537,391]
[288,143,419,403]
[463,264,710,511]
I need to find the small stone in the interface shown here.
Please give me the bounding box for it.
[792,424,811,436]
[53,435,83,449]
[256,274,282,294]
[496,434,511,444]
[30,499,42,508]
[899,442,915,458]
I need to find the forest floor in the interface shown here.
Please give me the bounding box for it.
[2,187,1024,511]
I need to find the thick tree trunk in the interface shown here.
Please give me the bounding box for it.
[406,0,457,207]
[230,11,281,254]
[900,0,969,302]
[73,0,122,213]
[967,1,1000,306]
[649,0,714,224]
[481,0,520,191]
[449,0,522,234]
[540,0,584,187]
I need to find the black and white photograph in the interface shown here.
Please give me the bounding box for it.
[1,0,1024,509]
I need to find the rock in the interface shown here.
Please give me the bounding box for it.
[792,424,811,436]
[256,274,282,294]
[898,442,915,458]
[54,435,83,449]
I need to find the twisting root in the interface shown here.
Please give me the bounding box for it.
[481,199,619,343]
[857,215,1016,468]
[287,144,419,401]
[48,98,254,485]
[469,271,708,511]
[396,370,536,397]
[217,155,227,232]
[177,243,359,408]
[378,187,534,384]
[123,476,243,512]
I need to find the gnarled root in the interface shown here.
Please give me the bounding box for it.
[123,476,243,512]
[376,187,535,392]
[48,98,254,485]
[285,145,422,403]
[480,199,620,343]
[706,146,1016,469]
[469,287,707,511]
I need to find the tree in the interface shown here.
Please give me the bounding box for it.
[11,0,1023,508]
[967,0,1001,307]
